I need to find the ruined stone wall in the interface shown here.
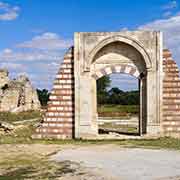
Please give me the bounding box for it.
[0,69,9,88]
[0,89,20,112]
[34,46,180,139]
[163,49,180,138]
[34,47,74,139]
[0,71,40,112]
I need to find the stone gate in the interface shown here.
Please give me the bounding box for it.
[34,31,180,139]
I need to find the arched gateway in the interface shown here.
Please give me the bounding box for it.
[34,31,180,139]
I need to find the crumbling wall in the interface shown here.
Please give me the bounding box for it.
[0,69,9,88]
[0,71,41,112]
[34,47,74,139]
[34,47,180,139]
[163,49,180,138]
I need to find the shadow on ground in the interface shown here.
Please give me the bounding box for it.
[0,161,77,180]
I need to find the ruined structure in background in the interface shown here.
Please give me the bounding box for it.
[0,69,40,112]
[34,31,180,139]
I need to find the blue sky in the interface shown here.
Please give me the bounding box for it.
[0,0,180,90]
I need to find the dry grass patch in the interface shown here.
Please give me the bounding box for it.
[0,144,77,180]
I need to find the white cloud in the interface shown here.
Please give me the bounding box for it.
[0,2,20,21]
[0,32,71,89]
[110,74,138,91]
[163,11,172,17]
[162,1,177,10]
[0,33,71,62]
[0,48,64,61]
[30,29,46,34]
[0,62,26,71]
[22,62,59,89]
[162,1,178,17]
[139,15,180,64]
[17,32,72,50]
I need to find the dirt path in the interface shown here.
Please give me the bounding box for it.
[52,145,180,180]
[1,144,180,179]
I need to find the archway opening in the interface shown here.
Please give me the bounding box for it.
[90,40,148,137]
[97,73,140,136]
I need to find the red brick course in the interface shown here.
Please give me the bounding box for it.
[163,49,180,137]
[33,47,180,139]
[33,47,75,139]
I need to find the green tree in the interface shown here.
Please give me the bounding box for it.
[107,88,139,105]
[36,89,50,107]
[125,90,139,105]
[108,87,126,104]
[97,76,111,104]
[96,77,139,105]
[108,87,123,96]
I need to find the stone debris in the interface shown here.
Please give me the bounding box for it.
[0,121,14,134]
[0,69,40,112]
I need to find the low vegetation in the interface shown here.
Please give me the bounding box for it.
[0,120,180,150]
[0,110,180,179]
[0,159,75,180]
[98,104,139,117]
[0,107,179,151]
[0,144,77,180]
[0,111,42,123]
[0,78,180,179]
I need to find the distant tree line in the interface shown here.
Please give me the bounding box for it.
[36,76,139,107]
[97,76,139,105]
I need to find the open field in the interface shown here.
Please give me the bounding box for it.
[97,104,139,117]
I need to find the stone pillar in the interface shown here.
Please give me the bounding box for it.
[146,69,161,136]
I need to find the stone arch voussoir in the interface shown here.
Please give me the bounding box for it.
[86,35,152,71]
[92,65,140,80]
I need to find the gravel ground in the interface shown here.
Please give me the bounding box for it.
[52,145,180,180]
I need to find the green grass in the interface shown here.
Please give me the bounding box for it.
[0,111,42,123]
[98,104,139,117]
[0,138,180,180]
[0,155,77,180]
[0,110,180,151]
[1,109,180,179]
[30,138,180,150]
[1,125,180,150]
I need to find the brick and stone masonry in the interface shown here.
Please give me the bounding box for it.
[34,47,74,139]
[162,49,180,138]
[34,46,180,139]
